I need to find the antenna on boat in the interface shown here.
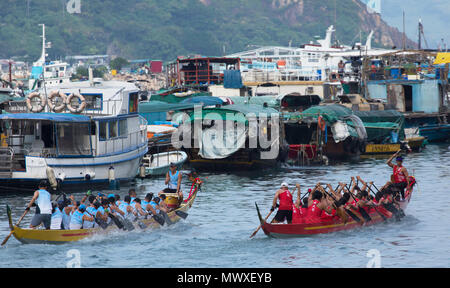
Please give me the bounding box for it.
[402,11,406,50]
[27,0,30,17]
[365,31,374,51]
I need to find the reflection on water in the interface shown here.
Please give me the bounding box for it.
[0,144,449,267]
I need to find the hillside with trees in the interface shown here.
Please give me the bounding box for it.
[0,0,414,62]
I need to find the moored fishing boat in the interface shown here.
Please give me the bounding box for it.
[255,178,415,238]
[6,179,201,244]
[180,104,286,171]
[142,150,188,176]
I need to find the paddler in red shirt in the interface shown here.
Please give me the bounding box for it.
[387,150,410,199]
[271,182,294,224]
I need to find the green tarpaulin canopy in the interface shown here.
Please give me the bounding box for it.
[354,110,405,142]
[139,101,197,113]
[187,104,279,124]
[150,88,211,104]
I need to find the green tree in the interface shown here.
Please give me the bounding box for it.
[110,57,129,71]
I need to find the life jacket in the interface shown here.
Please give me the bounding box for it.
[278,190,293,211]
[393,165,407,183]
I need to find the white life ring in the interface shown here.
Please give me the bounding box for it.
[47,91,67,113]
[66,93,86,114]
[26,92,46,113]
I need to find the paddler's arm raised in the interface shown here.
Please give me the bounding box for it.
[294,184,301,208]
[387,150,401,168]
[357,176,369,192]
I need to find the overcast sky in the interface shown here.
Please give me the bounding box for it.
[380,0,449,49]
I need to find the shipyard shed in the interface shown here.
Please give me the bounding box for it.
[366,79,445,114]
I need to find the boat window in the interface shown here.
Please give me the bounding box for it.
[83,94,102,110]
[99,122,108,140]
[129,92,138,113]
[109,120,118,138]
[56,123,92,156]
[119,119,128,137]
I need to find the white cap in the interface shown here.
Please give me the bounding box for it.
[281,182,288,188]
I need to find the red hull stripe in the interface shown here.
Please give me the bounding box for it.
[62,233,91,237]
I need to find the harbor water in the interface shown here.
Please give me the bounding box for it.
[0,144,449,268]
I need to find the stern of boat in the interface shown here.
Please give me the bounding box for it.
[255,203,271,236]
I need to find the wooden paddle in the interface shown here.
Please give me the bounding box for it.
[152,214,165,226]
[1,206,30,246]
[85,210,108,230]
[160,210,173,225]
[364,184,388,220]
[175,210,188,219]
[321,187,362,223]
[108,213,125,230]
[250,207,274,238]
[372,183,404,219]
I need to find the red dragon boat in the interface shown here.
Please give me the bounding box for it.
[255,177,416,238]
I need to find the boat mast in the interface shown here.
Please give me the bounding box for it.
[36,24,46,67]
[418,18,422,50]
[38,24,49,100]
[402,11,406,50]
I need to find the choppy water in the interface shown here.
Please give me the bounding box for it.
[0,144,449,268]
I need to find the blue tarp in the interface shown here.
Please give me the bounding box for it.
[223,70,243,89]
[0,113,91,122]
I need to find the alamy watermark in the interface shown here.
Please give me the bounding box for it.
[66,249,81,268]
[67,0,81,14]
[171,106,280,160]
[366,249,381,268]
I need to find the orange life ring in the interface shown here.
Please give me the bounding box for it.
[318,116,326,132]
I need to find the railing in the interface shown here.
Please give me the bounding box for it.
[6,97,124,116]
[241,69,321,82]
[100,127,147,156]
[180,69,224,86]
[80,98,124,117]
